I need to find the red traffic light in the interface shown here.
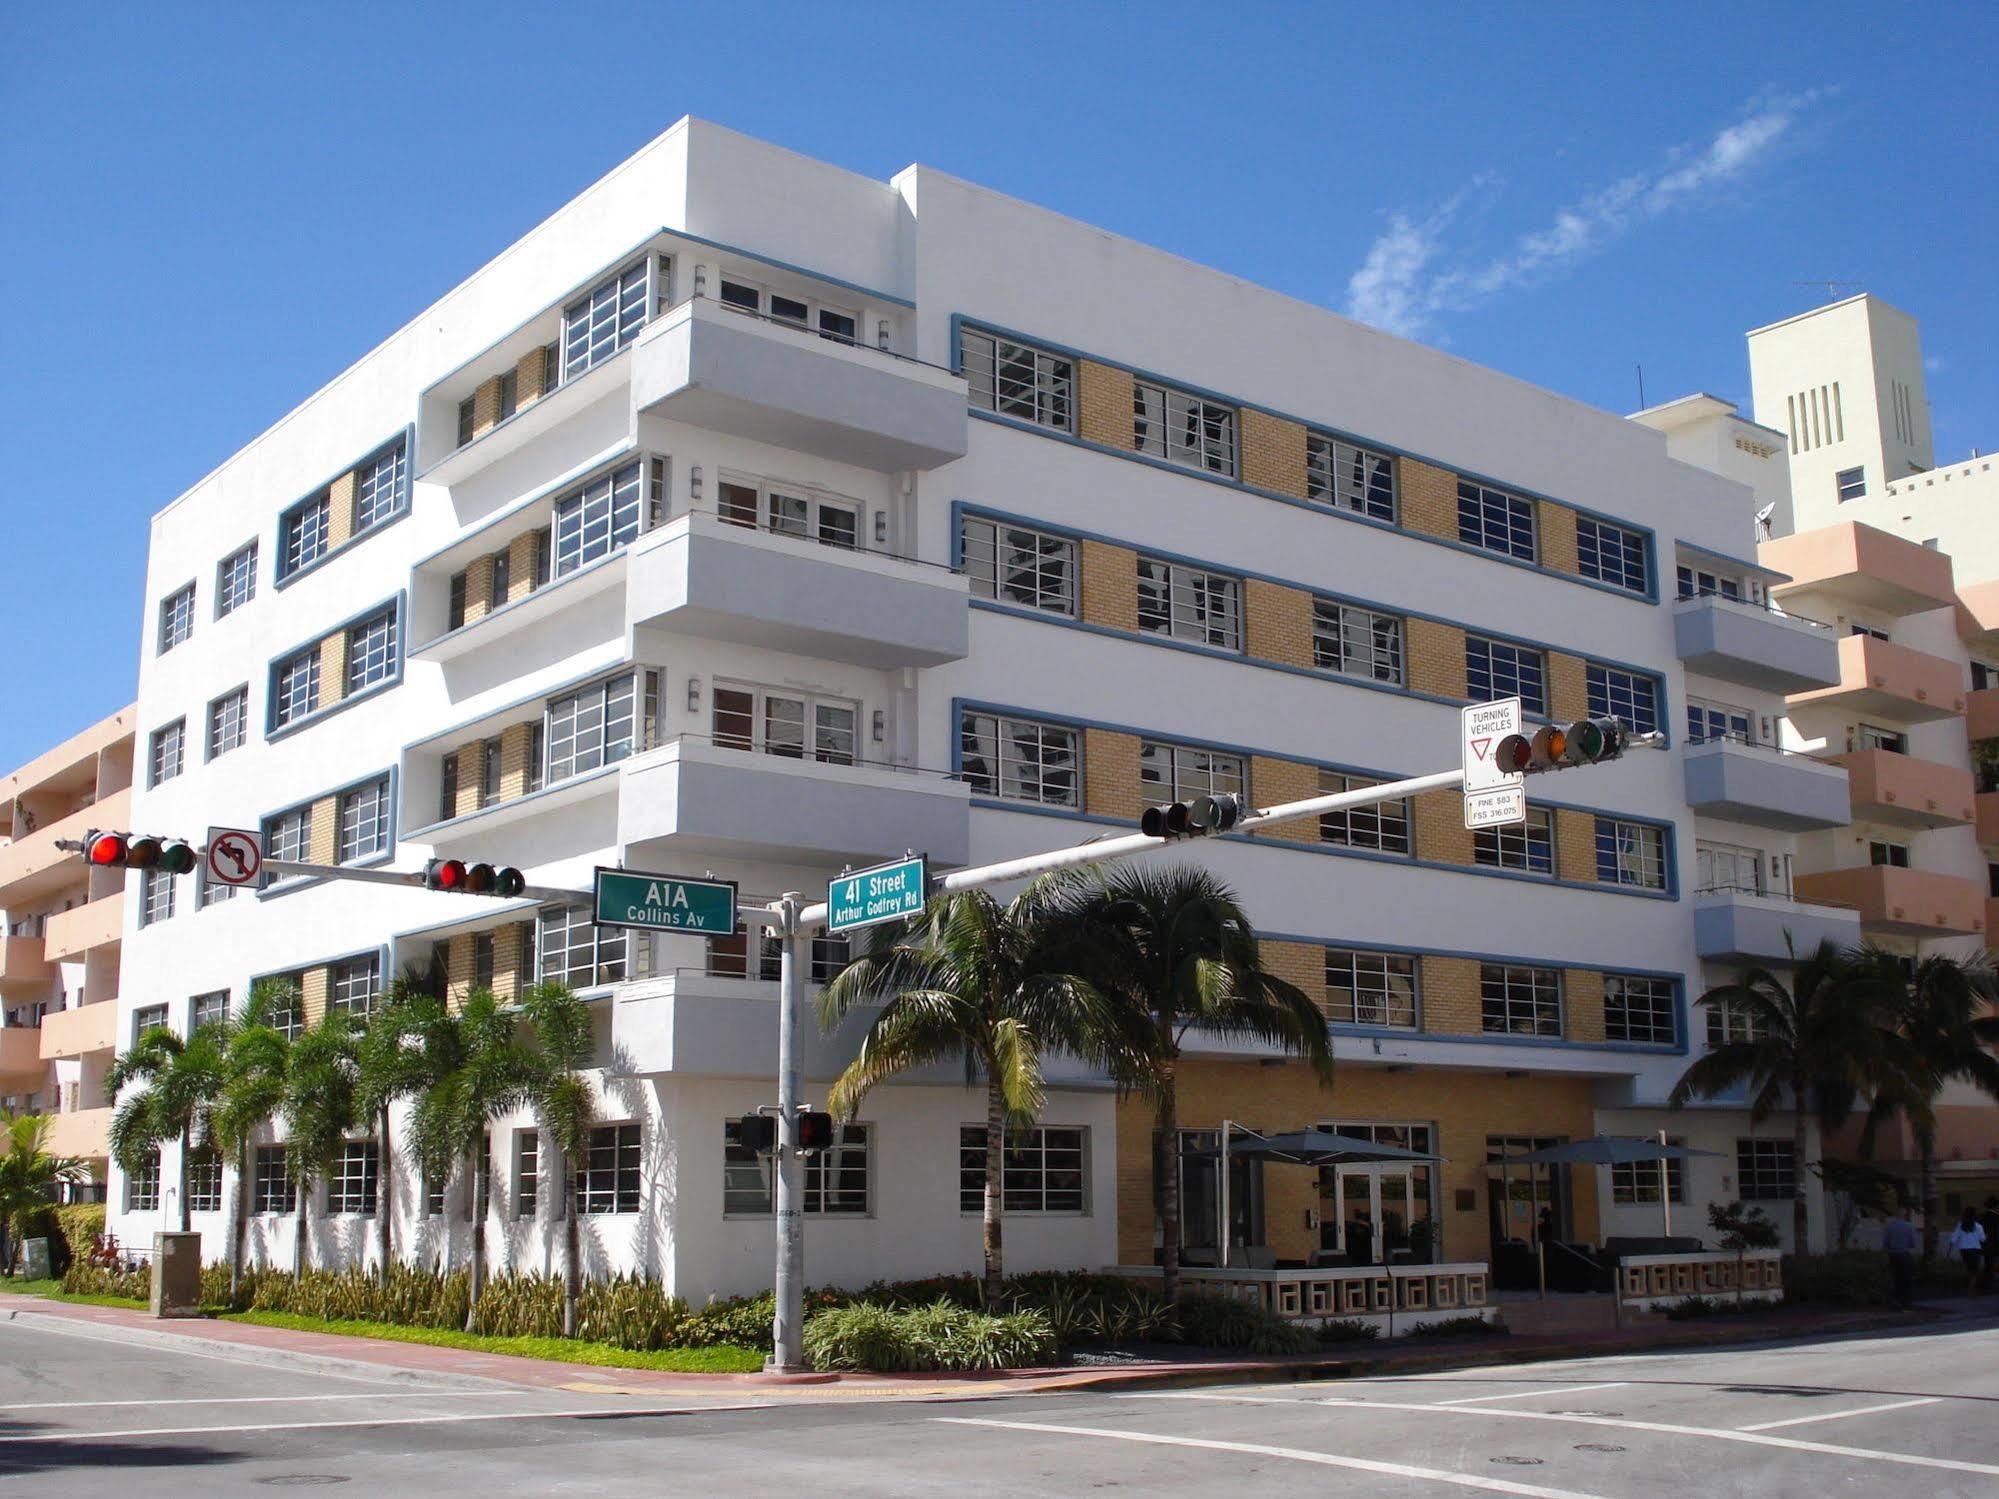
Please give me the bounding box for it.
[425,858,468,892]
[86,832,128,866]
[1494,734,1533,774]
[796,1110,835,1154]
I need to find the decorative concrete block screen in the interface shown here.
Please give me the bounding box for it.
[1616,1250,1782,1312]
[1112,1262,1495,1335]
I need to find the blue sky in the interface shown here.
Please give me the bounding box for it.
[3,1,1994,773]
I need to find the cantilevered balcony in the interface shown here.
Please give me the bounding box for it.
[1693,888,1862,962]
[0,1026,42,1085]
[39,1001,118,1061]
[1761,521,1957,617]
[0,931,53,993]
[1682,740,1850,831]
[618,735,970,868]
[1672,594,1840,693]
[1978,792,1999,849]
[607,971,878,1078]
[626,511,969,669]
[45,1107,110,1160]
[631,296,968,472]
[0,789,126,906]
[1968,687,1999,742]
[42,894,124,962]
[1788,634,1965,724]
[1823,749,1975,831]
[1794,865,1987,938]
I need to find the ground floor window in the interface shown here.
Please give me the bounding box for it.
[578,1124,641,1214]
[125,1147,161,1212]
[723,1120,871,1216]
[253,1146,294,1214]
[1736,1138,1797,1201]
[186,1146,223,1213]
[1611,1143,1686,1204]
[514,1129,540,1219]
[327,1141,378,1214]
[958,1125,1087,1214]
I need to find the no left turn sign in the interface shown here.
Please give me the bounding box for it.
[205,827,263,886]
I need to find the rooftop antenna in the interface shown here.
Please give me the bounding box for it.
[1636,364,1645,410]
[1793,279,1864,304]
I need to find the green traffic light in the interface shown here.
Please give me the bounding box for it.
[1571,721,1606,762]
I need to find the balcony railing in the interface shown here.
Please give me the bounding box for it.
[1672,591,1842,693]
[1682,737,1851,832]
[1693,884,1862,961]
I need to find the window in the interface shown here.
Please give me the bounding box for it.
[328,956,379,1017]
[1612,1145,1684,1204]
[149,720,186,787]
[1707,999,1771,1047]
[1604,974,1676,1045]
[707,922,781,982]
[1870,840,1911,868]
[1587,663,1660,735]
[578,1123,641,1214]
[553,461,644,576]
[546,671,655,781]
[280,495,331,579]
[159,584,195,653]
[537,902,627,987]
[439,753,459,821]
[961,517,1076,615]
[724,1119,871,1215]
[713,684,856,765]
[132,1003,169,1045]
[126,1147,161,1212]
[190,991,229,1031]
[353,440,407,533]
[959,1125,1087,1214]
[1481,963,1561,1037]
[1312,600,1403,683]
[253,1145,294,1213]
[345,608,398,694]
[456,397,475,448]
[1695,841,1764,896]
[1136,558,1243,649]
[1465,637,1546,714]
[139,868,176,927]
[208,687,249,760]
[186,1146,223,1214]
[263,976,304,1041]
[730,482,864,551]
[479,739,502,808]
[1835,467,1866,503]
[1737,1139,1796,1201]
[338,778,391,862]
[958,328,1074,432]
[1305,434,1395,520]
[1595,818,1666,891]
[563,261,650,380]
[1686,699,1752,746]
[1576,517,1649,594]
[217,543,258,616]
[1457,480,1536,561]
[1858,723,1908,754]
[1133,381,1237,475]
[526,723,545,794]
[1318,769,1410,854]
[261,805,309,888]
[717,278,855,342]
[1140,741,1246,805]
[513,1129,539,1218]
[327,1141,379,1214]
[1323,948,1417,1029]
[1475,807,1553,875]
[491,546,512,604]
[1676,565,1742,601]
[273,647,321,728]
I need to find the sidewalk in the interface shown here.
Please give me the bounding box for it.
[6,1291,1989,1404]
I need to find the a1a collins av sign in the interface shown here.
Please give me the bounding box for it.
[826,854,929,935]
[593,868,738,933]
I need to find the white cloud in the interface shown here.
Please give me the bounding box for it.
[1343,92,1824,338]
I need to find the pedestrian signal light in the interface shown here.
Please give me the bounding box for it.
[738,1114,777,1155]
[796,1110,835,1154]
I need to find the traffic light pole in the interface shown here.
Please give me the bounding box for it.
[258,860,587,904]
[768,892,808,1373]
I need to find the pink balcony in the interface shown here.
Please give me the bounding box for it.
[44,1107,111,1161]
[0,788,127,906]
[1761,521,1957,616]
[1960,579,1999,655]
[1979,793,1999,849]
[0,931,53,993]
[1789,634,1965,723]
[0,1025,42,1083]
[1823,750,1975,830]
[1794,865,1987,938]
[1968,687,1999,742]
[42,894,124,962]
[39,1001,117,1061]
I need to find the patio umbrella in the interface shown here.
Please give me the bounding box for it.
[1494,1135,1721,1238]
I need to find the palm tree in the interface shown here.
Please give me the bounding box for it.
[1670,940,1926,1252]
[520,980,595,1336]
[214,981,297,1298]
[407,987,537,1331]
[355,979,449,1275]
[106,1019,227,1233]
[1043,865,1334,1303]
[819,886,1118,1302]
[0,1114,85,1274]
[280,1011,361,1276]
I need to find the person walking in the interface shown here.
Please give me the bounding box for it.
[1945,1206,1987,1292]
[1977,1198,1999,1293]
[1881,1205,1919,1309]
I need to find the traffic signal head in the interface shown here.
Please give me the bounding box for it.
[1143,794,1243,840]
[86,831,127,867]
[796,1110,835,1154]
[157,841,196,875]
[493,867,526,898]
[1562,716,1628,766]
[124,836,162,869]
[737,1114,777,1155]
[465,862,496,894]
[424,858,467,892]
[1493,734,1533,774]
[1140,801,1192,839]
[424,858,526,896]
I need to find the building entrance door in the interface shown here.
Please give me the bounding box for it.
[1323,1165,1434,1264]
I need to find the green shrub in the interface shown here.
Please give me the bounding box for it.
[575,1275,691,1352]
[1778,1249,1954,1307]
[1314,1317,1382,1344]
[62,1260,149,1300]
[802,1299,1056,1372]
[804,1303,919,1372]
[1173,1294,1314,1355]
[1661,1294,1757,1321]
[1406,1313,1506,1339]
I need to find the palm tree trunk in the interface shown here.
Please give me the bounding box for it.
[1918,1128,1939,1261]
[1158,1042,1182,1305]
[983,1071,1006,1304]
[177,1124,192,1234]
[376,1105,393,1277]
[1792,1098,1810,1255]
[562,1151,580,1339]
[230,1137,248,1302]
[464,1142,487,1334]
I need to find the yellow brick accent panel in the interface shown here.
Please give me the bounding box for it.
[1540,502,1579,574]
[300,965,330,1028]
[1079,541,1139,633]
[1554,809,1597,885]
[1412,789,1473,867]
[461,557,496,626]
[1245,580,1315,669]
[1240,409,1308,497]
[1114,1059,1603,1268]
[1077,361,1134,450]
[505,530,540,603]
[444,935,475,1009]
[498,723,535,802]
[454,741,488,819]
[1407,619,1466,700]
[317,630,348,707]
[1565,969,1606,1043]
[492,925,524,1003]
[471,376,504,439]
[1400,458,1459,541]
[1549,652,1589,723]
[327,473,356,547]
[307,796,338,865]
[1258,940,1327,1019]
[1250,756,1320,842]
[1420,956,1482,1035]
[515,348,550,406]
[1082,729,1143,821]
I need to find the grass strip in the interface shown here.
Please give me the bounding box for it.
[0,1278,63,1297]
[220,1310,766,1373]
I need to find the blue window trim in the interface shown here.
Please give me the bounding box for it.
[264,592,407,742]
[273,427,415,590]
[202,682,252,765]
[1591,812,1679,897]
[409,441,640,573]
[254,764,400,901]
[950,313,1662,606]
[156,577,198,655]
[1575,513,1655,599]
[213,539,261,621]
[248,942,394,1009]
[951,696,1679,902]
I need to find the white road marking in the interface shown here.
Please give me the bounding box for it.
[1739,1397,1942,1432]
[0,1391,502,1412]
[1432,1383,1630,1406]
[1122,1392,1999,1479]
[0,1401,777,1444]
[935,1417,1615,1499]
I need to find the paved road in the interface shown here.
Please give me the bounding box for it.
[5,1309,1998,1496]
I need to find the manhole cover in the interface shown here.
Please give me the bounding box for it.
[255,1479,349,1488]
[1491,1457,1545,1466]
[1574,1443,1626,1453]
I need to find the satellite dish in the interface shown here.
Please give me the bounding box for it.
[1755,503,1775,524]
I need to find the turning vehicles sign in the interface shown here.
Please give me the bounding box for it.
[1460,697,1526,829]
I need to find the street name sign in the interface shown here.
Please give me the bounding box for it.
[827,854,929,935]
[593,868,738,933]
[1461,696,1526,830]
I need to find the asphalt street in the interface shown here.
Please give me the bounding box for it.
[4,1310,1997,1497]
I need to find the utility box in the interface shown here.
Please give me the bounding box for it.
[20,1237,51,1280]
[152,1231,202,1318]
